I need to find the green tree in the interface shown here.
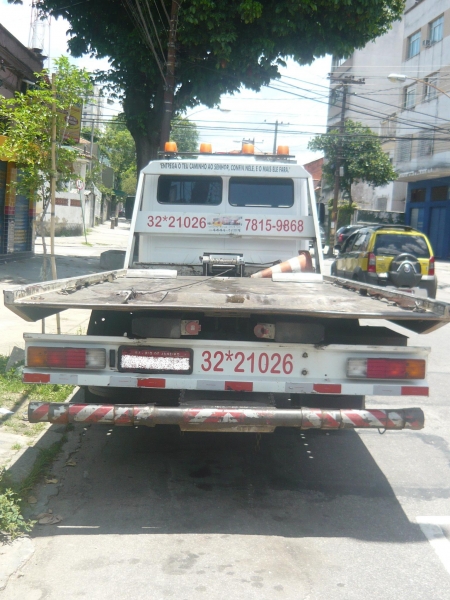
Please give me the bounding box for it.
[21,0,404,171]
[100,117,137,192]
[0,56,92,274]
[170,117,199,152]
[308,120,397,205]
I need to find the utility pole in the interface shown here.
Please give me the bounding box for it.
[50,73,61,334]
[327,75,365,245]
[159,0,180,151]
[272,120,278,154]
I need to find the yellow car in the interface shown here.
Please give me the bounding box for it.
[331,225,437,298]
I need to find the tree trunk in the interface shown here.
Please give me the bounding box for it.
[133,131,159,174]
[123,83,164,174]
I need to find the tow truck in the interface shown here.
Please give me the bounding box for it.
[4,142,450,433]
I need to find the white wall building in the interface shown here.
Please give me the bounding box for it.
[327,0,450,259]
[395,0,450,259]
[327,18,408,211]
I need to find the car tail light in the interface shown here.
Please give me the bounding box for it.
[428,256,435,276]
[368,252,376,273]
[28,347,106,369]
[347,358,425,379]
[338,234,344,242]
[119,347,193,374]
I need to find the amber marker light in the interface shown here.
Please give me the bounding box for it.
[277,145,289,155]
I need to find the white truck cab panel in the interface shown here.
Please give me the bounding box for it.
[126,155,322,272]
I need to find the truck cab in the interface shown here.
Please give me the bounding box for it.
[126,145,323,276]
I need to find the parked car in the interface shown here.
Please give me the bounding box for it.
[330,225,437,298]
[334,224,363,249]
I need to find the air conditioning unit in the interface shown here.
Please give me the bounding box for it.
[423,40,432,47]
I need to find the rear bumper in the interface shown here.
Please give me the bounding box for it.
[28,402,424,433]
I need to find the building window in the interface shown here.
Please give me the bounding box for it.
[408,30,421,58]
[381,115,396,138]
[429,15,444,44]
[418,133,434,156]
[377,197,388,211]
[424,74,438,101]
[431,186,449,201]
[397,138,412,162]
[404,84,416,109]
[410,188,426,203]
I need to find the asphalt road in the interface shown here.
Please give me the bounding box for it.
[3,259,450,599]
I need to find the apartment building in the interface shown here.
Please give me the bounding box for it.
[396,0,450,259]
[328,0,450,259]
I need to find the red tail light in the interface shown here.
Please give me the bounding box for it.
[428,256,435,276]
[368,252,376,273]
[348,358,425,379]
[338,234,344,242]
[28,347,106,369]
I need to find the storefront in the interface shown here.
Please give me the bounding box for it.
[0,136,35,257]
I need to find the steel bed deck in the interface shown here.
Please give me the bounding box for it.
[4,270,450,333]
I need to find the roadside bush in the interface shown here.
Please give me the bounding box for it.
[0,481,33,540]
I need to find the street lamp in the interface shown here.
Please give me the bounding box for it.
[387,73,450,99]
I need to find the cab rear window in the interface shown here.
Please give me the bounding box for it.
[373,234,430,258]
[157,176,222,205]
[229,177,294,208]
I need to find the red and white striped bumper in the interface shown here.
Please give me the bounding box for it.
[28,402,424,433]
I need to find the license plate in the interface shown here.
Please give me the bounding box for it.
[119,347,193,374]
[197,349,295,376]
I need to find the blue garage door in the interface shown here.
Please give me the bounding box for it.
[429,207,447,258]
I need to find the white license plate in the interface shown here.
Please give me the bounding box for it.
[196,348,295,376]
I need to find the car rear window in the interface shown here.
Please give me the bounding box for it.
[228,177,294,207]
[373,234,430,258]
[157,176,222,205]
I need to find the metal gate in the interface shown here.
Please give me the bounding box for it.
[0,161,6,254]
[429,206,447,259]
[13,192,31,252]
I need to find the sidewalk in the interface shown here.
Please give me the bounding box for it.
[0,220,129,356]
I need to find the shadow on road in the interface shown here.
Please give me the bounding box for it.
[21,424,425,544]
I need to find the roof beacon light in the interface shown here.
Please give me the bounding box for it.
[164,141,177,152]
[242,143,254,154]
[200,142,212,153]
[277,145,289,155]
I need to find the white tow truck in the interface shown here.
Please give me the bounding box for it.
[4,144,450,433]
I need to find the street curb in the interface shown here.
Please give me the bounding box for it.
[0,387,83,591]
[3,386,84,485]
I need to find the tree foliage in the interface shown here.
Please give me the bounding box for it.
[0,56,91,276]
[170,116,199,153]
[0,56,91,204]
[99,117,136,192]
[308,120,397,204]
[20,0,404,170]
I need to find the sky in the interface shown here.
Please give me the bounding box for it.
[1,0,331,165]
